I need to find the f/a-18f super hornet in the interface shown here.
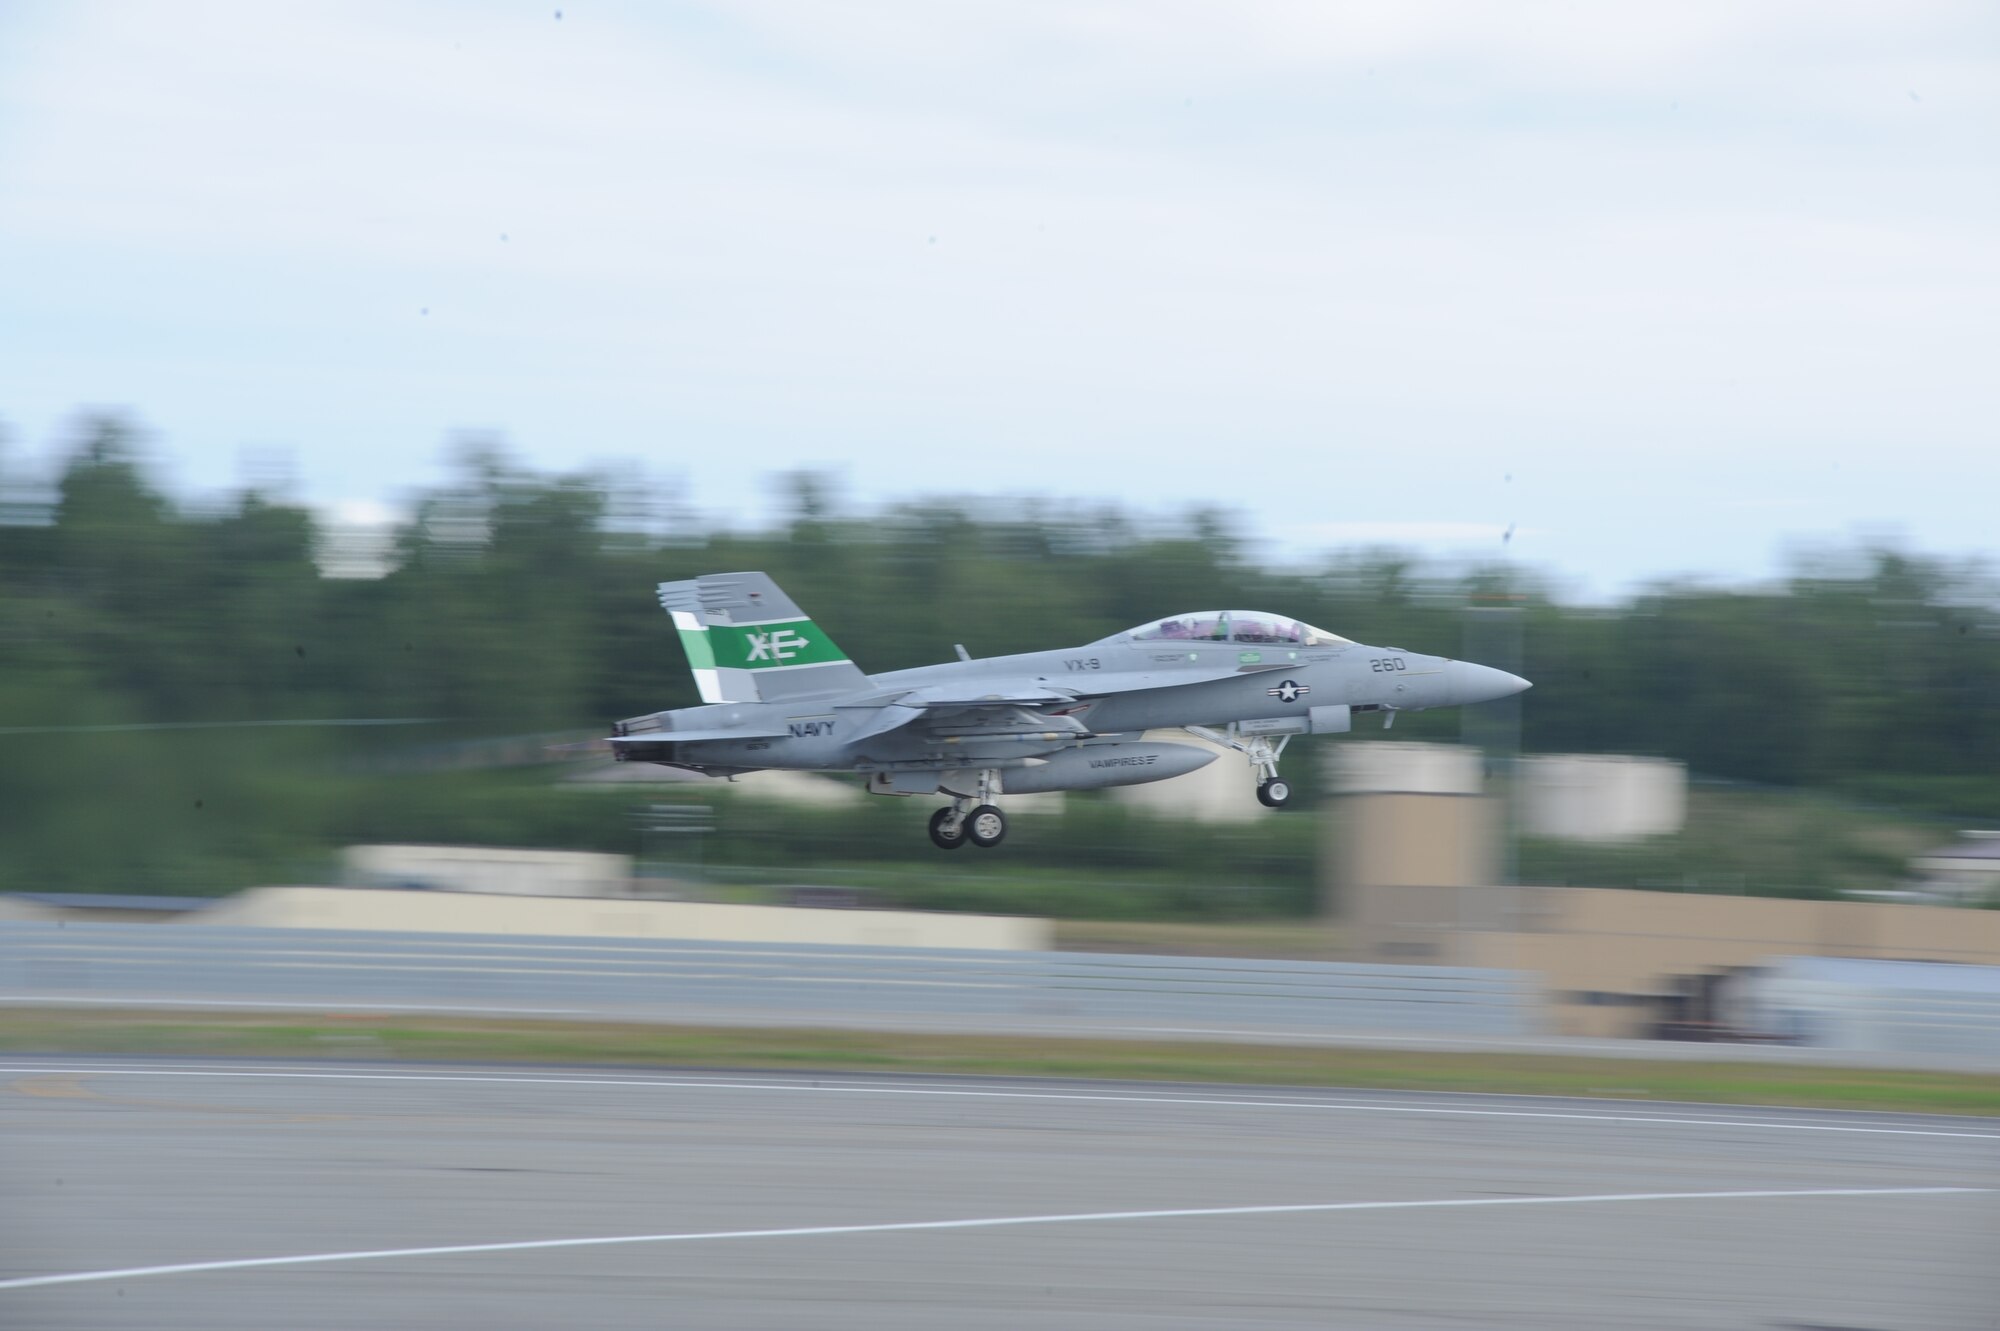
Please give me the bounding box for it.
[610,572,1530,850]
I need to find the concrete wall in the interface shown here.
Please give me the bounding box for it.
[193,886,1051,950]
[1332,742,1484,795]
[1739,957,2000,1056]
[1343,880,2000,1037]
[1326,795,1497,919]
[344,845,633,898]
[1322,742,1496,919]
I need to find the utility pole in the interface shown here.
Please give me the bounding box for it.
[1463,596,1525,885]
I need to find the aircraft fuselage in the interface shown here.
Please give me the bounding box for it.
[628,638,1483,775]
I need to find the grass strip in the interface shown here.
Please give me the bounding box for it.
[4,1007,1997,1117]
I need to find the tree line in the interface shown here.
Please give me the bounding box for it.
[2,413,1995,894]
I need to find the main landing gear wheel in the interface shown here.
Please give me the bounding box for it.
[928,807,967,850]
[1256,778,1292,808]
[964,804,1007,849]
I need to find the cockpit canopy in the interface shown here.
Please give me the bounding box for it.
[1113,611,1350,647]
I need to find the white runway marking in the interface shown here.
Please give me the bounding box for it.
[0,1188,1979,1292]
[5,1063,1998,1140]
[8,961,1011,987]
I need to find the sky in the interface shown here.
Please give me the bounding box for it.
[1,1,1994,600]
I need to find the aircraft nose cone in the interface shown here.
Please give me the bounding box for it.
[1447,661,1532,706]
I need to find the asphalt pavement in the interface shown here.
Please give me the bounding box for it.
[3,1059,1993,1329]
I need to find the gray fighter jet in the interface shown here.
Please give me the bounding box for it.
[611,571,1529,849]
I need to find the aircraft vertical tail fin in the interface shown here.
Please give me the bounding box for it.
[656,572,867,704]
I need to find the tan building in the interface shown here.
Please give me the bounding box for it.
[1907,832,2000,904]
[1326,741,2000,1037]
[1323,742,1496,919]
[1517,754,1685,841]
[1341,881,2000,1037]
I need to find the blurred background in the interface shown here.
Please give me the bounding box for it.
[3,3,1998,1041]
[1,418,1995,918]
[4,21,2000,1325]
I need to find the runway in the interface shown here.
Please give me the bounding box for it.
[2,1059,1993,1329]
[15,920,1996,1071]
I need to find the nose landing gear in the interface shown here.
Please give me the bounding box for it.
[1187,723,1297,811]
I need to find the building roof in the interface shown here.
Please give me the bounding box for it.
[1920,838,2000,862]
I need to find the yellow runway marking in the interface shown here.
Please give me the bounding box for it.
[9,1074,92,1099]
[7,1073,347,1122]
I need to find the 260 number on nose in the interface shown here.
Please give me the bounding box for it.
[1369,657,1407,672]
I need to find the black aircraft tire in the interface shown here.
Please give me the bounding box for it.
[928,807,967,850]
[964,804,1007,849]
[1256,778,1292,809]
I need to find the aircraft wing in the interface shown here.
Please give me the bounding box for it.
[832,685,1078,746]
[862,662,1284,712]
[1067,664,1289,696]
[835,664,1291,743]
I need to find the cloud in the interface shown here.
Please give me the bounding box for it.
[1717,496,1821,512]
[1,1,1994,597]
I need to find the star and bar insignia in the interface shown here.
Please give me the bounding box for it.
[1266,679,1309,704]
